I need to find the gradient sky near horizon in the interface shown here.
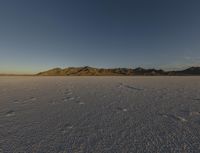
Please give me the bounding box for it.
[0,0,200,74]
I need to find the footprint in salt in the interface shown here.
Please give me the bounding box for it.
[13,100,19,104]
[69,97,75,100]
[117,107,128,112]
[176,116,187,122]
[5,110,16,117]
[29,97,37,101]
[24,97,37,103]
[63,96,75,102]
[66,125,73,129]
[61,123,73,134]
[77,101,85,105]
[64,89,72,94]
[66,92,73,96]
[158,113,187,123]
[63,98,68,102]
[62,89,75,102]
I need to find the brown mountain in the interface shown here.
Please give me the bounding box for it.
[37,66,200,76]
[37,66,167,76]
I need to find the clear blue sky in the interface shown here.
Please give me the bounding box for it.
[0,0,200,74]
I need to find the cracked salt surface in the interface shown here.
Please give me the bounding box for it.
[1,76,200,153]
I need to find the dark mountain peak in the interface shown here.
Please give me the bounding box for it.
[185,67,200,71]
[181,66,200,74]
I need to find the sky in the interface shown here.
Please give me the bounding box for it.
[0,0,200,74]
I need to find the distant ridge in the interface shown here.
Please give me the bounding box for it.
[37,66,200,76]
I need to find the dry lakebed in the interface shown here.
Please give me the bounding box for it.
[1,76,200,153]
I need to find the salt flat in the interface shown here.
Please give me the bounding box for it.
[1,76,200,153]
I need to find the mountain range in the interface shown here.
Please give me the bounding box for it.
[37,66,200,76]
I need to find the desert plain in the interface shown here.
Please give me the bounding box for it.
[1,76,200,153]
